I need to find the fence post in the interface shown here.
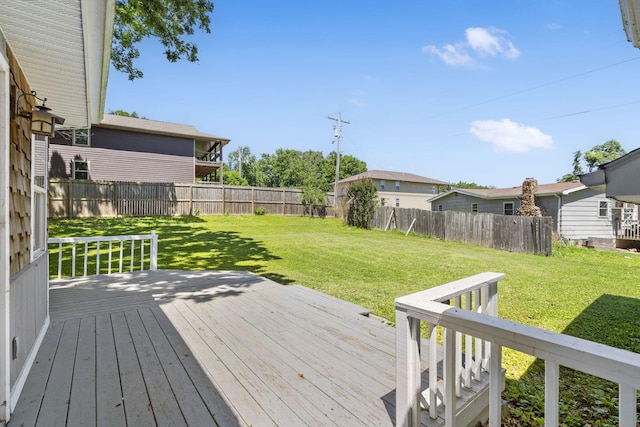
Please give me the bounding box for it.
[282,189,286,216]
[150,230,158,271]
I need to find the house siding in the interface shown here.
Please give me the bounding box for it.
[432,193,522,215]
[339,178,440,210]
[49,127,195,183]
[559,188,614,240]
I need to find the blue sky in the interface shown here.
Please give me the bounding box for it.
[105,0,640,188]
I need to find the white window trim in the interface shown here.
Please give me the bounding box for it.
[395,198,400,207]
[471,203,478,213]
[1,52,11,422]
[438,204,443,212]
[395,181,400,191]
[598,200,609,218]
[71,128,90,146]
[31,134,48,260]
[380,180,385,190]
[503,201,515,216]
[72,160,89,180]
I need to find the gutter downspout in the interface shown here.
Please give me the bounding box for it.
[555,194,562,236]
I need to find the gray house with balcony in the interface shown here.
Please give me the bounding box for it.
[49,114,230,184]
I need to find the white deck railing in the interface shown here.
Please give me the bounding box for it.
[395,272,640,427]
[48,231,158,279]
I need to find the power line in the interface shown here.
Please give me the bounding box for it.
[427,56,640,120]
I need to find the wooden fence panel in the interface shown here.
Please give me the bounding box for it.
[48,179,332,219]
[371,207,552,255]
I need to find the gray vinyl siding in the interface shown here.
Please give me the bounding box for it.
[558,188,614,240]
[432,194,521,214]
[49,127,195,183]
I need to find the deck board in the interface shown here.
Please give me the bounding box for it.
[10,270,488,426]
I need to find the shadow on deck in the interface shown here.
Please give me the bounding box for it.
[9,270,488,426]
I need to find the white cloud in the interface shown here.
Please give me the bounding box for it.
[422,43,475,67]
[465,27,520,59]
[423,26,519,67]
[545,23,561,31]
[469,119,554,152]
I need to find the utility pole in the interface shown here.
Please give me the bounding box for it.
[328,113,350,210]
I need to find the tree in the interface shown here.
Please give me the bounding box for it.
[438,181,494,192]
[584,140,626,171]
[227,146,254,178]
[345,179,378,229]
[112,0,214,80]
[108,109,139,117]
[557,140,627,181]
[322,152,367,186]
[557,151,584,183]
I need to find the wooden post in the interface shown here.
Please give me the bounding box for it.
[251,187,255,214]
[222,185,226,214]
[282,189,286,216]
[189,183,193,216]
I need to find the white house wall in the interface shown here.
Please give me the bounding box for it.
[559,188,614,240]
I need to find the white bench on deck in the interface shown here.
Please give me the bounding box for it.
[395,272,640,427]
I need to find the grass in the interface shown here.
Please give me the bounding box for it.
[49,215,640,425]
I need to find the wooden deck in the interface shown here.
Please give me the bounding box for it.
[9,270,486,426]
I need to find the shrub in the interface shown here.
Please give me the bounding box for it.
[345,179,377,228]
[254,206,266,216]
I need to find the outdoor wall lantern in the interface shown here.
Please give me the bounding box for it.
[16,90,65,137]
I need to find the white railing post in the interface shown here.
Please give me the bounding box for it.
[395,308,421,427]
[150,230,157,271]
[618,384,636,426]
[444,327,456,427]
[488,341,502,427]
[544,360,559,427]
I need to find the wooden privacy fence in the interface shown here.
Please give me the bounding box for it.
[48,179,335,218]
[373,207,553,255]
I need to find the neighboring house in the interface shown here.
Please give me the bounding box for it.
[49,114,230,184]
[336,170,447,210]
[0,1,113,423]
[429,181,638,244]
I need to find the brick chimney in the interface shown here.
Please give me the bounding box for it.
[516,178,542,217]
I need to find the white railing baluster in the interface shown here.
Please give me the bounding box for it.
[429,324,438,420]
[108,241,112,275]
[150,230,158,271]
[57,242,63,279]
[454,295,462,398]
[464,290,473,387]
[141,238,145,271]
[473,288,483,379]
[130,240,135,272]
[71,242,76,278]
[119,240,124,272]
[444,327,456,426]
[96,242,100,275]
[83,242,88,276]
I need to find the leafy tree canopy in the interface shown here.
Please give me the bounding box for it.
[345,179,378,229]
[112,0,214,80]
[108,109,143,118]
[558,140,627,182]
[439,181,494,192]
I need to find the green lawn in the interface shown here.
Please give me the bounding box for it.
[49,215,640,425]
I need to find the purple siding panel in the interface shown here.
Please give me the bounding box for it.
[49,127,195,183]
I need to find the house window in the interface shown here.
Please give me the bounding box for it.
[438,204,443,212]
[395,181,400,191]
[380,180,385,190]
[504,202,515,216]
[471,203,478,213]
[31,134,48,257]
[72,128,90,146]
[73,160,89,180]
[395,198,400,207]
[599,201,609,217]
